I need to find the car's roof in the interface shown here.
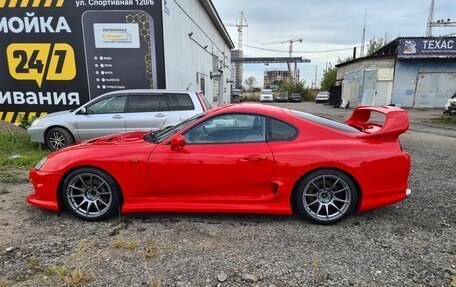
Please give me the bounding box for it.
[209,103,286,117]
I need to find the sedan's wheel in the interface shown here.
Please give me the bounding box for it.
[296,169,358,224]
[46,127,74,151]
[62,168,120,221]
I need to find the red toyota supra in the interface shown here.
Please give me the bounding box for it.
[27,104,411,224]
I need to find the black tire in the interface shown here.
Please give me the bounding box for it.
[61,167,121,221]
[46,127,75,151]
[295,169,358,225]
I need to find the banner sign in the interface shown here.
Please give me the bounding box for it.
[0,0,165,123]
[398,37,456,59]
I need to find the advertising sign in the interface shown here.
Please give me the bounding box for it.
[398,37,456,59]
[0,0,165,123]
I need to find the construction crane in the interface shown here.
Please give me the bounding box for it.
[263,39,303,83]
[225,11,248,51]
[426,0,456,36]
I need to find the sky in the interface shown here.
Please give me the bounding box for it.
[212,0,456,88]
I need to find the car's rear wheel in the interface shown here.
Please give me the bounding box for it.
[46,127,74,151]
[61,168,121,221]
[296,169,358,224]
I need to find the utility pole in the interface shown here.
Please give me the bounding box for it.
[263,39,303,83]
[360,9,367,57]
[426,0,435,36]
[426,0,456,36]
[311,65,317,89]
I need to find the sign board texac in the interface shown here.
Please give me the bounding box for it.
[398,37,456,59]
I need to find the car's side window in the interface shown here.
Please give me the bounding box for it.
[268,118,298,141]
[185,114,266,144]
[128,94,167,113]
[86,96,127,114]
[166,93,195,111]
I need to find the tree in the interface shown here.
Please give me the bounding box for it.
[321,65,337,91]
[367,37,387,55]
[244,76,257,92]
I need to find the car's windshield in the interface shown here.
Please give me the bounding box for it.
[146,113,206,143]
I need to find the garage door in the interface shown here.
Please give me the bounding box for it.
[414,73,456,108]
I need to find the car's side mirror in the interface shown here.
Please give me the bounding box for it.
[78,107,87,115]
[170,135,186,150]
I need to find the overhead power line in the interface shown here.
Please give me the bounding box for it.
[237,43,360,54]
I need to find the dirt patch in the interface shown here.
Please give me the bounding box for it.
[0,121,27,134]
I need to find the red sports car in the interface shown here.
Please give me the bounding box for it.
[27,104,411,224]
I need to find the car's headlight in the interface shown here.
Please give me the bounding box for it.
[31,118,41,127]
[35,157,47,170]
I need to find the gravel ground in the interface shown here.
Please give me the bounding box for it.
[0,103,455,287]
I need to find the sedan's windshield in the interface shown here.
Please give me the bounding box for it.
[146,113,206,143]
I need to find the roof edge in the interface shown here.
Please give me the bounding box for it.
[199,0,235,49]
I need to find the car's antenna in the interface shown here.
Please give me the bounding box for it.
[186,82,192,90]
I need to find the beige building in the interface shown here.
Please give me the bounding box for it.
[264,70,290,88]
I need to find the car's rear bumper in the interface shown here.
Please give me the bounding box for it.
[27,127,45,143]
[358,152,411,212]
[27,168,61,211]
[358,187,410,212]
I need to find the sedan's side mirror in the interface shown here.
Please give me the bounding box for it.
[170,135,186,150]
[78,107,87,115]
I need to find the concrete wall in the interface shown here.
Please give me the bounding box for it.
[341,67,394,107]
[336,58,396,82]
[391,59,456,108]
[162,0,232,106]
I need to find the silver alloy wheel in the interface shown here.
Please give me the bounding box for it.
[49,131,66,150]
[66,173,112,218]
[302,174,352,222]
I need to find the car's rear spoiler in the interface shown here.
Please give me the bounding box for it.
[345,106,409,140]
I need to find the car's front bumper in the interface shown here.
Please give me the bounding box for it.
[27,168,61,211]
[27,126,46,143]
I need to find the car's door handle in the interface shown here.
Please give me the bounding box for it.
[112,115,123,119]
[242,155,268,161]
[155,113,166,118]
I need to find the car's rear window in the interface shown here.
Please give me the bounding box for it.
[290,110,360,133]
[166,94,195,111]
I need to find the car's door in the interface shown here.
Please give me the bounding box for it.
[124,93,168,132]
[148,113,276,200]
[162,93,197,128]
[76,94,127,140]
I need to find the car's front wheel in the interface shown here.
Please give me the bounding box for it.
[61,167,121,221]
[46,127,74,151]
[296,169,358,224]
